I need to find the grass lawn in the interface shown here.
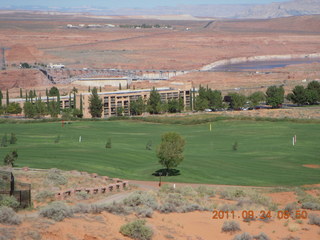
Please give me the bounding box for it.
[0,119,319,186]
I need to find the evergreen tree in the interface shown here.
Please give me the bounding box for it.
[80,94,83,115]
[20,88,23,98]
[130,97,145,115]
[23,102,35,118]
[0,90,2,107]
[6,89,9,106]
[89,87,103,118]
[147,87,161,114]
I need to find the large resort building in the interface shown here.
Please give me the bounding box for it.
[8,87,192,118]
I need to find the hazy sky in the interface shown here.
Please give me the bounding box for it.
[1,0,291,8]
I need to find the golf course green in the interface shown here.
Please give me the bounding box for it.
[0,119,319,186]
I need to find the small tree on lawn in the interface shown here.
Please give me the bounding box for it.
[105,138,112,149]
[89,87,103,118]
[157,132,185,175]
[4,150,18,167]
[1,134,8,147]
[9,133,17,144]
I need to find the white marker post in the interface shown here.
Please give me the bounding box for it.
[79,136,82,143]
[210,123,212,132]
[293,137,295,146]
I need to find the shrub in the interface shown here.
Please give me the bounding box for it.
[308,213,320,226]
[218,204,237,212]
[219,189,246,200]
[281,237,300,240]
[102,201,131,215]
[0,207,21,225]
[221,220,241,233]
[195,186,215,197]
[123,191,158,210]
[288,223,299,232]
[75,191,90,200]
[120,219,153,240]
[175,186,197,197]
[136,206,153,218]
[46,168,68,185]
[233,233,252,240]
[301,202,320,210]
[284,202,298,213]
[158,193,186,213]
[39,201,73,221]
[253,232,270,240]
[35,190,55,202]
[0,195,20,209]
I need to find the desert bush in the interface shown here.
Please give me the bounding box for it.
[219,189,246,200]
[253,232,270,240]
[158,193,186,213]
[288,223,300,232]
[247,192,277,210]
[35,190,55,202]
[175,186,197,197]
[196,186,215,197]
[75,191,90,200]
[301,202,320,210]
[159,184,174,194]
[0,207,21,225]
[102,201,131,215]
[233,232,252,240]
[281,237,300,240]
[39,201,73,221]
[120,219,153,240]
[221,220,241,233]
[218,204,237,212]
[46,168,68,185]
[72,203,91,213]
[308,213,320,226]
[237,199,253,208]
[136,206,153,218]
[181,203,204,212]
[284,202,298,213]
[123,191,158,210]
[0,195,19,209]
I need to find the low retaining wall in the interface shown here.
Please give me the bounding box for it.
[55,180,129,200]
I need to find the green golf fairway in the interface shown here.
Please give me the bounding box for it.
[1,120,319,186]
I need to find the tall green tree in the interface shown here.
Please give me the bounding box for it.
[23,102,35,118]
[72,87,78,109]
[48,86,59,96]
[6,89,9,106]
[286,85,308,106]
[19,88,23,98]
[0,90,2,107]
[130,97,145,115]
[167,98,184,113]
[89,87,103,118]
[157,132,185,174]
[80,94,83,115]
[147,87,161,114]
[229,93,246,110]
[248,91,265,108]
[266,85,284,108]
[48,100,59,117]
[34,99,48,118]
[306,81,320,105]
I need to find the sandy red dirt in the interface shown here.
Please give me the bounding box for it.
[0,13,319,91]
